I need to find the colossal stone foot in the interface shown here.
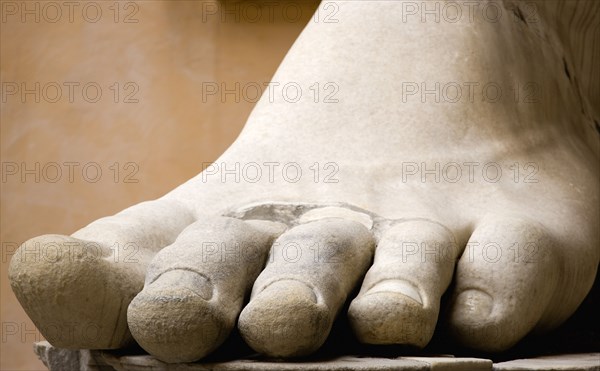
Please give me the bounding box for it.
[9,0,600,365]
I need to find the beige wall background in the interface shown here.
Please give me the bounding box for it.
[0,1,319,369]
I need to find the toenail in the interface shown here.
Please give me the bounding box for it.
[455,289,493,318]
[149,269,212,300]
[257,279,317,303]
[365,280,423,305]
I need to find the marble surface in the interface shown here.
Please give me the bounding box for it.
[33,342,599,371]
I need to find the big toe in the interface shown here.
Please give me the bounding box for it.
[9,234,142,348]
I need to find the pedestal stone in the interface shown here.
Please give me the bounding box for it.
[33,342,599,371]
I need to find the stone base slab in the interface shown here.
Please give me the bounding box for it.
[33,342,599,371]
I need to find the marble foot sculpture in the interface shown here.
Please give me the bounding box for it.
[9,0,600,364]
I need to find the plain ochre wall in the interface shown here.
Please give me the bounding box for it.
[0,1,320,369]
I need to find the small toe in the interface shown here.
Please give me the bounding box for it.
[238,218,375,357]
[448,216,560,352]
[238,280,329,357]
[348,220,459,347]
